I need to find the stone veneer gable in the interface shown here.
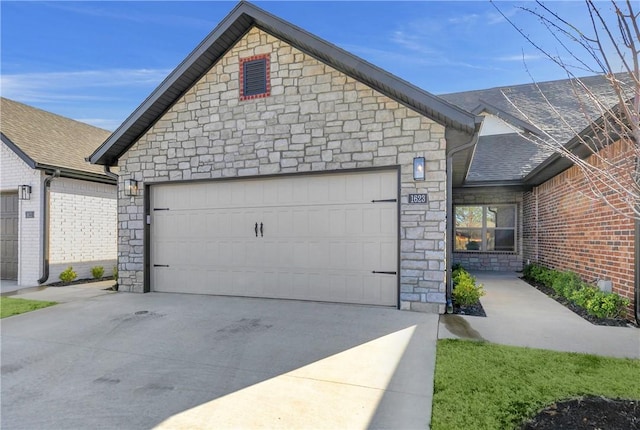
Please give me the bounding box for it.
[118,27,448,312]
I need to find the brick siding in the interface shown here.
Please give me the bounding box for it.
[49,178,117,282]
[523,139,636,319]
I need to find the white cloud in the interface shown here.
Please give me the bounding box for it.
[448,14,480,25]
[0,68,171,131]
[496,54,544,62]
[390,31,438,55]
[0,69,169,103]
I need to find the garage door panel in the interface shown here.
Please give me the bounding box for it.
[151,170,398,306]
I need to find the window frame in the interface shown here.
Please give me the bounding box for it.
[239,54,271,101]
[454,204,518,253]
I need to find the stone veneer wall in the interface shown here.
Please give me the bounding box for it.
[117,27,449,312]
[452,188,524,271]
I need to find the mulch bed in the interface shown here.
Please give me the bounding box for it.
[522,278,636,328]
[47,277,115,288]
[452,300,487,317]
[520,396,640,430]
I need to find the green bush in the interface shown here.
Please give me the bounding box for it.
[525,264,631,319]
[523,263,560,289]
[522,263,536,279]
[59,266,77,284]
[552,271,583,298]
[91,266,104,279]
[585,290,631,319]
[452,266,486,306]
[569,285,598,308]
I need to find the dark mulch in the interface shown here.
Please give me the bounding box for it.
[452,300,486,317]
[47,277,115,288]
[520,396,640,430]
[522,278,635,328]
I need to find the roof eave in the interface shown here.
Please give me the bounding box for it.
[456,179,528,191]
[1,132,37,169]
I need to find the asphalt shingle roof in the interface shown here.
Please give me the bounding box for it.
[1,97,111,176]
[440,74,628,183]
[466,133,550,182]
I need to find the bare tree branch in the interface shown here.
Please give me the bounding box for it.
[491,0,640,220]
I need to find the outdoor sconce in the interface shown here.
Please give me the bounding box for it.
[18,185,32,200]
[124,179,139,196]
[413,157,425,181]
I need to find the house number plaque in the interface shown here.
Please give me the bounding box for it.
[408,194,428,204]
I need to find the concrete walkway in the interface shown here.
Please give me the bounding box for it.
[1,279,116,302]
[439,271,639,359]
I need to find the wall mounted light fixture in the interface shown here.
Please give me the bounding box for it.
[124,179,139,196]
[413,157,425,181]
[18,185,32,200]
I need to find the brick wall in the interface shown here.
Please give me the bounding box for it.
[49,178,117,282]
[523,139,636,319]
[452,187,524,271]
[118,27,449,312]
[1,143,43,286]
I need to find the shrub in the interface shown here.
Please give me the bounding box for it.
[526,265,632,320]
[585,290,631,319]
[552,271,583,299]
[452,266,486,306]
[539,268,561,289]
[524,264,561,289]
[59,266,77,284]
[569,285,598,308]
[91,266,104,279]
[113,265,118,280]
[522,263,536,279]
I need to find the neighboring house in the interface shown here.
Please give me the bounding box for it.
[89,1,482,312]
[1,97,117,286]
[441,75,637,320]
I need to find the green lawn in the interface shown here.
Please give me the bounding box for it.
[0,297,57,318]
[432,339,640,430]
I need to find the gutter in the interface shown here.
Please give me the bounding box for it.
[445,132,481,313]
[103,165,119,181]
[37,170,60,284]
[34,162,116,185]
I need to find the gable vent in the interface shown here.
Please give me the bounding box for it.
[240,55,271,100]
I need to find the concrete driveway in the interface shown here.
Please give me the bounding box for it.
[1,292,438,429]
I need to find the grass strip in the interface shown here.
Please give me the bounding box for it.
[432,339,640,430]
[1,297,57,318]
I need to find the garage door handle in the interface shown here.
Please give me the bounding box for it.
[255,222,259,237]
[372,271,397,275]
[260,222,263,237]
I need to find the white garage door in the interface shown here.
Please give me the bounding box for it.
[150,170,398,306]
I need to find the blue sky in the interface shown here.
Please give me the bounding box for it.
[1,1,612,131]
